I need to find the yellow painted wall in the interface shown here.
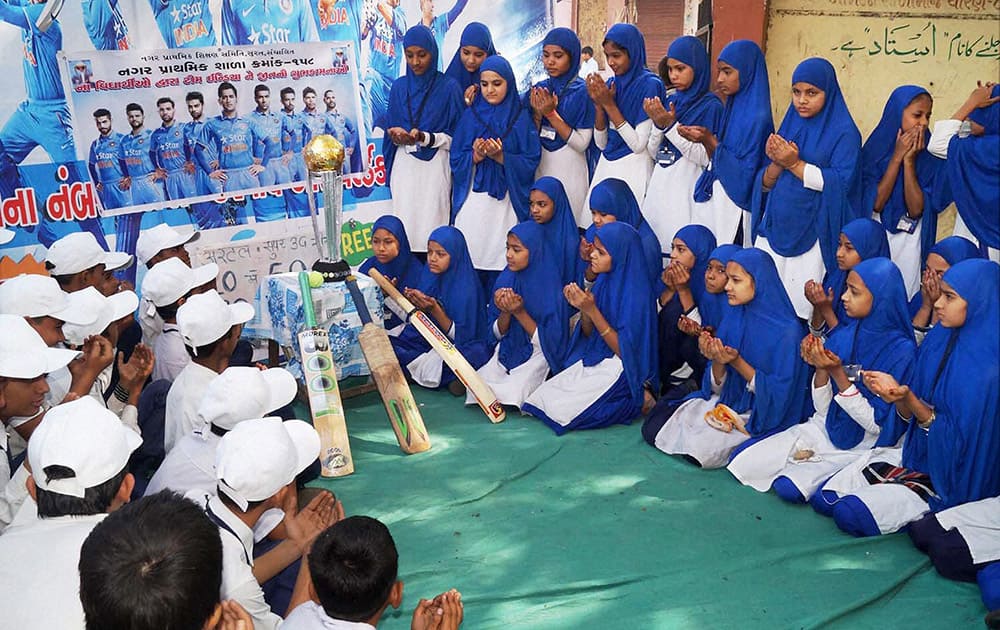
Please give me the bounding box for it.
[765,0,1000,137]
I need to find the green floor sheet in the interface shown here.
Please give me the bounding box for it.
[308,387,987,629]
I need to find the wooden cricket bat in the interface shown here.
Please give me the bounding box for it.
[297,272,354,477]
[345,275,431,454]
[367,269,506,423]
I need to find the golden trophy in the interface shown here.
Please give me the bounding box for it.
[303,135,350,282]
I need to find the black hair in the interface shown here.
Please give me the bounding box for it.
[582,46,594,55]
[324,89,335,98]
[302,86,317,98]
[601,38,627,55]
[184,324,238,360]
[36,466,128,518]
[125,103,143,115]
[156,96,174,107]
[218,81,237,98]
[154,301,181,322]
[185,91,204,104]
[254,83,269,96]
[79,491,223,630]
[93,108,111,119]
[308,516,399,623]
[657,55,670,86]
[280,86,295,98]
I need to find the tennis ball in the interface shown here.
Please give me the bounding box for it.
[308,271,324,288]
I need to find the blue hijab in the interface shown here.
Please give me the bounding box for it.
[601,24,666,160]
[907,235,984,317]
[383,26,465,177]
[752,58,862,271]
[823,218,890,325]
[414,226,488,344]
[444,22,497,91]
[531,176,579,287]
[589,178,663,287]
[529,28,595,153]
[902,259,1000,510]
[565,222,658,406]
[358,215,424,291]
[450,56,541,222]
[491,222,570,374]
[688,248,810,436]
[823,258,917,450]
[699,244,741,329]
[671,224,717,306]
[861,86,947,260]
[694,40,774,209]
[938,84,1000,249]
[658,36,722,170]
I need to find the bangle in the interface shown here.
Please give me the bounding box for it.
[114,383,130,403]
[917,409,936,430]
[599,327,612,337]
[614,119,627,130]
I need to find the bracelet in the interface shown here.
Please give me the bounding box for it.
[917,409,936,430]
[114,383,130,403]
[614,119,627,130]
[599,327,612,337]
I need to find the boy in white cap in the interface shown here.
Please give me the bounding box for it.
[141,257,220,382]
[0,273,96,346]
[190,417,340,630]
[135,223,208,344]
[0,396,141,630]
[146,366,297,496]
[45,231,133,296]
[164,290,254,452]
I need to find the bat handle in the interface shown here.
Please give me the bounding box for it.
[368,268,417,314]
[345,275,373,325]
[298,271,318,329]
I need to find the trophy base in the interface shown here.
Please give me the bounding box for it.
[313,259,351,283]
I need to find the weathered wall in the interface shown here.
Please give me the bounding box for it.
[578,0,613,68]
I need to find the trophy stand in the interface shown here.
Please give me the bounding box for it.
[303,135,351,283]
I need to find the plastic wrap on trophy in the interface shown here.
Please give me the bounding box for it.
[303,135,351,282]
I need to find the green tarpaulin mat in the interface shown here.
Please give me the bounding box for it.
[307,387,987,629]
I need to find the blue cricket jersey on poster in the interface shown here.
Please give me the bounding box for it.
[202,115,261,169]
[249,109,286,163]
[221,0,318,46]
[88,133,128,183]
[185,119,217,168]
[149,0,216,48]
[0,3,64,101]
[301,109,330,140]
[82,0,130,50]
[282,110,306,152]
[120,130,157,176]
[365,4,405,79]
[314,0,361,54]
[326,111,355,150]
[150,124,190,171]
[424,0,467,69]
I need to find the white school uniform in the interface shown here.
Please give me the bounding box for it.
[152,323,190,382]
[0,464,29,533]
[589,121,655,206]
[0,513,107,630]
[466,326,550,409]
[282,601,376,630]
[164,361,218,453]
[389,134,453,253]
[697,179,752,247]
[405,323,455,388]
[935,496,1000,564]
[454,189,517,271]
[536,129,594,228]
[522,355,624,427]
[642,124,711,252]
[652,371,753,469]
[728,380,881,497]
[145,428,220,497]
[877,212,924,298]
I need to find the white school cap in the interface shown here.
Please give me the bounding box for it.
[46,232,133,276]
[197,366,298,433]
[177,290,254,352]
[0,274,96,325]
[62,287,139,346]
[0,314,80,379]
[28,396,142,498]
[0,227,13,245]
[141,258,219,308]
[215,417,320,510]
[136,223,201,265]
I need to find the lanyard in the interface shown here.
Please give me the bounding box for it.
[407,74,438,130]
[204,498,251,566]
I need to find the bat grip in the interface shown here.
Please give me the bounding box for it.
[345,275,373,325]
[298,271,318,329]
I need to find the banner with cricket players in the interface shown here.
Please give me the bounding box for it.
[0,0,555,302]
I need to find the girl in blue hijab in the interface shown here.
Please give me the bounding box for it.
[451,55,541,285]
[641,36,723,252]
[390,226,493,391]
[383,25,465,252]
[471,222,571,409]
[647,248,811,468]
[696,244,741,331]
[806,217,889,335]
[909,235,983,329]
[358,215,425,335]
[589,178,663,289]
[524,222,658,434]
[819,259,999,537]
[657,224,717,398]
[729,257,918,502]
[586,23,665,207]
[527,27,596,227]
[862,86,946,298]
[530,176,580,287]
[752,57,862,320]
[576,223,599,286]
[692,40,774,246]
[444,22,497,94]
[931,83,1000,257]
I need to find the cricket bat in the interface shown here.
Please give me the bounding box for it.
[345,275,431,454]
[367,269,506,424]
[297,272,354,477]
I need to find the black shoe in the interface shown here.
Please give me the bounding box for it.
[447,379,466,397]
[986,610,1000,629]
